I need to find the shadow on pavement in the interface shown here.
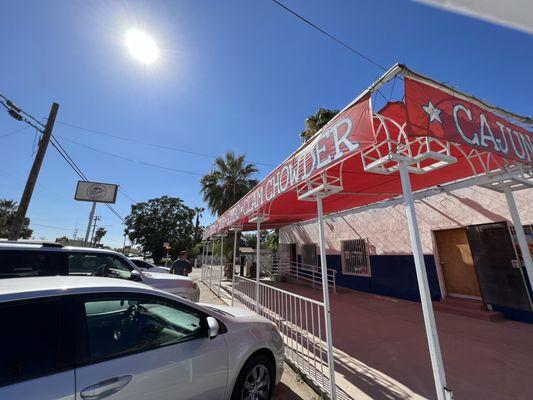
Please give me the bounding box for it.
[272,382,318,400]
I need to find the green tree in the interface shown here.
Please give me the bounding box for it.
[125,196,195,264]
[93,227,107,245]
[193,207,204,244]
[0,199,32,239]
[200,151,258,216]
[300,108,339,142]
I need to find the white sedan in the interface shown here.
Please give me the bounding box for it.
[129,257,172,274]
[0,276,284,400]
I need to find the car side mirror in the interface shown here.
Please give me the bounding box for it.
[206,316,219,340]
[130,270,142,282]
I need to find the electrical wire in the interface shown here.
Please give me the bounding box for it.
[56,121,275,167]
[0,126,28,140]
[59,135,205,177]
[271,0,388,71]
[48,134,125,222]
[0,92,127,223]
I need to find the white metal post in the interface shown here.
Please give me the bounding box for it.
[201,243,205,281]
[504,187,533,292]
[231,229,239,306]
[256,221,261,312]
[398,160,451,400]
[219,234,224,297]
[210,239,215,290]
[316,195,337,400]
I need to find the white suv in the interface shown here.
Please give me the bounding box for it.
[0,242,199,302]
[0,276,284,400]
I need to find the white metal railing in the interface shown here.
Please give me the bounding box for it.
[271,260,337,293]
[201,263,223,297]
[232,274,335,397]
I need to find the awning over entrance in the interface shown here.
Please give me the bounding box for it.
[203,64,533,400]
[204,64,532,237]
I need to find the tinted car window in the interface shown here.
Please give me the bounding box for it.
[82,295,204,362]
[68,254,133,280]
[131,259,151,269]
[0,251,66,278]
[0,299,72,386]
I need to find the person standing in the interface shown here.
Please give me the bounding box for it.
[170,251,192,276]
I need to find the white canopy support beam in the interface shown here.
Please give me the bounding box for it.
[316,195,338,400]
[250,213,268,312]
[256,221,261,312]
[210,239,215,289]
[230,227,242,306]
[297,172,340,400]
[398,159,452,400]
[504,188,533,292]
[219,234,224,297]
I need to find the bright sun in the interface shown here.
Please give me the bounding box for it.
[126,29,159,64]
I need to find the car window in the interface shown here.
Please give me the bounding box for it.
[0,250,66,278]
[82,295,205,362]
[131,259,151,269]
[0,299,72,386]
[68,254,133,280]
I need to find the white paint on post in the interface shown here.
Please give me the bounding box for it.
[219,235,224,297]
[316,195,337,400]
[398,160,450,400]
[504,187,533,292]
[256,221,261,312]
[231,229,239,306]
[210,239,215,290]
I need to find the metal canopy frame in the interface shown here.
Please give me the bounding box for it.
[297,171,340,400]
[203,64,532,400]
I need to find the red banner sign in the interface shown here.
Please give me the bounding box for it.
[405,78,533,165]
[204,95,374,238]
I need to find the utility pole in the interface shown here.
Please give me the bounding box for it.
[9,102,59,240]
[89,215,101,247]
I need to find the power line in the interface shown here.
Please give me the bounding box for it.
[0,126,28,140]
[56,121,275,167]
[271,0,387,71]
[47,134,125,222]
[59,135,205,176]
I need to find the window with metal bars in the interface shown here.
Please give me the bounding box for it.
[301,244,317,270]
[341,239,371,276]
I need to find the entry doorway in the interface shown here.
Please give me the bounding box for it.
[434,228,482,299]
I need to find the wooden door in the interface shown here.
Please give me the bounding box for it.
[434,228,482,298]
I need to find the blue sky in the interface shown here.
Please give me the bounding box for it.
[1,0,532,247]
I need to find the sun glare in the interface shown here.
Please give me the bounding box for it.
[126,29,159,64]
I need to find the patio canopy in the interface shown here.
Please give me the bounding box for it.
[204,64,532,238]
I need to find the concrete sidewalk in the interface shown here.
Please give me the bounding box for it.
[257,280,533,400]
[194,267,533,400]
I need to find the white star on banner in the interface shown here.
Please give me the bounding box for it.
[422,101,443,124]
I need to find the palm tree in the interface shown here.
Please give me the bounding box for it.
[93,227,107,246]
[300,108,339,142]
[200,151,258,216]
[193,207,204,244]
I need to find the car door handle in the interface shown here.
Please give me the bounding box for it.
[80,375,133,400]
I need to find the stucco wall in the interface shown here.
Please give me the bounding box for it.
[279,186,533,255]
